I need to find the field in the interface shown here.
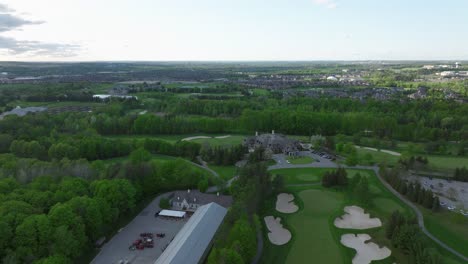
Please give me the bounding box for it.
[285,189,344,264]
[354,147,400,165]
[261,168,465,264]
[208,165,238,181]
[105,134,245,146]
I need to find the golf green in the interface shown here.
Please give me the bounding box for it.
[286,189,344,264]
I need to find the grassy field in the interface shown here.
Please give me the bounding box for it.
[188,135,245,146]
[208,165,238,181]
[426,155,468,171]
[355,147,400,165]
[105,134,246,146]
[286,156,315,165]
[285,189,344,264]
[421,206,468,257]
[261,168,465,264]
[101,154,176,165]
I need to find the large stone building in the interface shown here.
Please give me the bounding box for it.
[244,131,301,156]
[170,190,232,212]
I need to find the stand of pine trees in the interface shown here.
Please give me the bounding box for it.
[381,169,440,211]
[322,168,348,187]
[454,167,468,182]
[386,211,442,264]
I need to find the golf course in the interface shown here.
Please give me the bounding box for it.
[261,167,466,264]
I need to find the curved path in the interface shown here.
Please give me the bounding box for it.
[266,155,468,262]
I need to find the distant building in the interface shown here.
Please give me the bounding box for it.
[170,190,232,212]
[0,106,47,120]
[244,131,301,156]
[155,202,228,264]
[326,76,338,81]
[92,94,138,100]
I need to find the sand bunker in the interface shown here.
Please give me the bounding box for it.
[334,206,382,229]
[214,135,231,139]
[181,136,211,141]
[264,216,291,245]
[276,193,299,214]
[182,135,231,141]
[341,234,391,264]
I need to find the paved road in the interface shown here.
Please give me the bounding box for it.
[266,154,468,262]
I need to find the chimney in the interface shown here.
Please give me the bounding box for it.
[217,192,219,197]
[255,131,258,136]
[187,189,190,193]
[272,130,275,135]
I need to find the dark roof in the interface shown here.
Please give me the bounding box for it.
[171,190,232,208]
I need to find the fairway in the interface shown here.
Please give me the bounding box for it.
[188,135,245,146]
[271,168,375,185]
[286,189,344,264]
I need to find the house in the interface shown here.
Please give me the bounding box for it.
[170,190,232,212]
[244,131,301,156]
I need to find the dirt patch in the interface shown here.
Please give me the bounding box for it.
[276,193,299,214]
[334,206,382,229]
[264,216,291,245]
[341,234,391,264]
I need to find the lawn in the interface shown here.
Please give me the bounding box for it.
[285,189,344,264]
[421,206,468,257]
[188,135,245,147]
[286,156,314,165]
[270,168,374,185]
[426,155,468,171]
[105,134,246,146]
[208,165,238,181]
[101,154,176,165]
[355,147,400,166]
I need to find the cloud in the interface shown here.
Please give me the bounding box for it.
[0,3,79,58]
[313,0,338,9]
[0,36,79,57]
[0,13,44,32]
[0,3,13,13]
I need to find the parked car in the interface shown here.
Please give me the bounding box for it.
[156,233,166,238]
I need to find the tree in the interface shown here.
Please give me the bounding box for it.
[0,134,13,153]
[272,174,285,193]
[14,214,52,261]
[129,147,152,164]
[345,152,358,166]
[354,176,370,205]
[159,198,170,209]
[91,179,137,216]
[197,178,209,193]
[35,255,71,264]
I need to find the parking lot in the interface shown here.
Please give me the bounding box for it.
[91,193,187,264]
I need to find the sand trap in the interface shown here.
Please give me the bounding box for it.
[276,193,299,214]
[355,146,401,156]
[341,234,391,264]
[214,135,231,139]
[334,206,382,229]
[264,216,291,245]
[181,136,211,141]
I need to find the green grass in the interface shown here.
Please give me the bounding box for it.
[286,156,314,165]
[355,148,400,166]
[421,206,468,257]
[270,168,374,185]
[188,135,245,146]
[426,155,468,171]
[286,189,344,264]
[208,165,238,181]
[101,154,176,165]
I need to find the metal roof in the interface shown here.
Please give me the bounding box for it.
[159,210,186,218]
[155,202,227,264]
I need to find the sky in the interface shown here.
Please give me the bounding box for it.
[0,0,467,61]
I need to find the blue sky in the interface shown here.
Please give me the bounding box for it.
[0,0,467,61]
